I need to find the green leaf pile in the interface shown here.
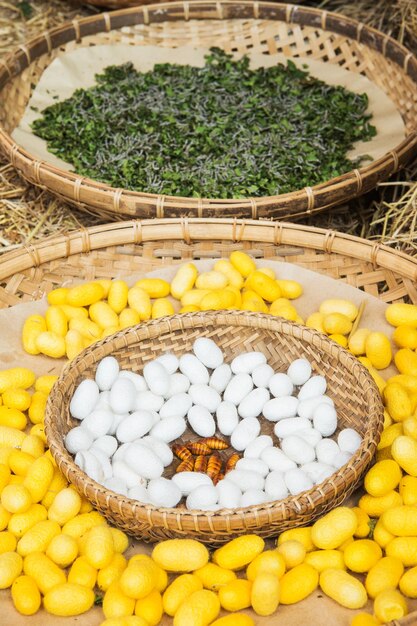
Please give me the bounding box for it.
[32,48,376,198]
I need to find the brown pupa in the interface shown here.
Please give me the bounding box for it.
[187,441,212,456]
[225,452,240,473]
[206,453,222,481]
[176,458,194,473]
[194,455,208,473]
[172,444,193,462]
[201,437,229,450]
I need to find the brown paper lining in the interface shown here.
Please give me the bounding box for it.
[0,259,414,625]
[11,45,406,173]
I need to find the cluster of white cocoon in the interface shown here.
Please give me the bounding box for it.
[66,338,362,511]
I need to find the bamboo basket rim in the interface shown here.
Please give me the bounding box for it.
[44,310,384,524]
[1,218,417,287]
[0,1,417,220]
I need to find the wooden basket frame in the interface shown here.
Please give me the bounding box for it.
[0,1,417,220]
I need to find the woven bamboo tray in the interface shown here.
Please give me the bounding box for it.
[1,1,417,221]
[44,310,383,543]
[0,218,417,624]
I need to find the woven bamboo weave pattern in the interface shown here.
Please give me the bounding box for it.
[44,311,384,544]
[0,219,417,309]
[0,1,416,220]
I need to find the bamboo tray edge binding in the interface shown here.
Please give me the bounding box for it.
[1,220,417,304]
[0,1,417,220]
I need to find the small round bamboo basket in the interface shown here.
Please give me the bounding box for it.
[1,1,417,221]
[44,310,384,544]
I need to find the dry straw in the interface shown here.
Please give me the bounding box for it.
[0,1,417,221]
[44,310,384,544]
